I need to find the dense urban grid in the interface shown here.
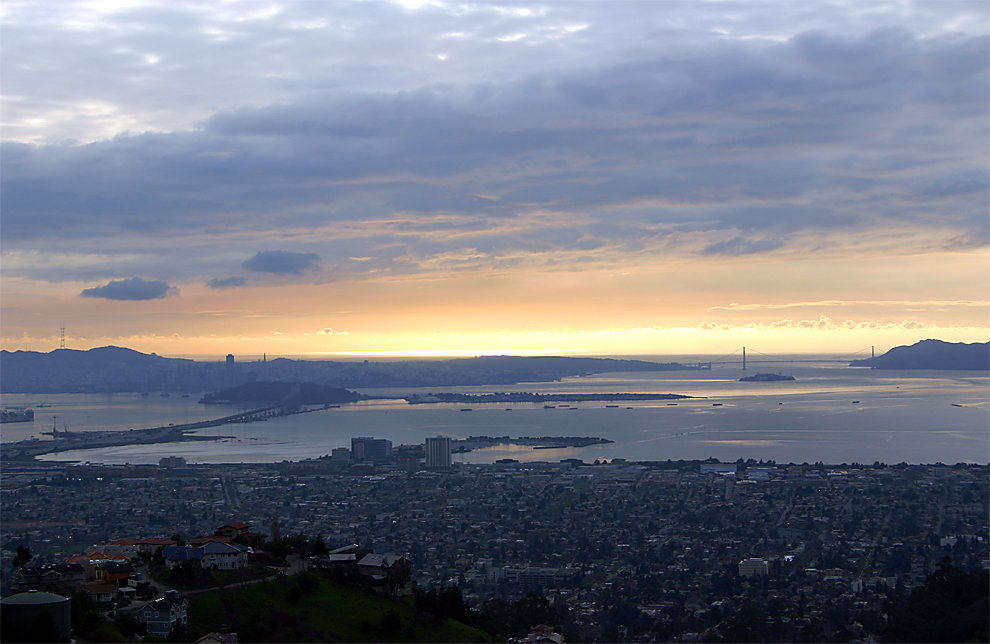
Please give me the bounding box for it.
[2,452,987,641]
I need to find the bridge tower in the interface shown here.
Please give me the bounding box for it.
[742,346,747,371]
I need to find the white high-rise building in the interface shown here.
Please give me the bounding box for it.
[425,436,452,470]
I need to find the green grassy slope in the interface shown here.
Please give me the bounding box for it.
[187,574,493,643]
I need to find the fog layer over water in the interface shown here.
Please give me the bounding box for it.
[3,359,987,465]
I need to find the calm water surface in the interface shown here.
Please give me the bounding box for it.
[3,360,987,465]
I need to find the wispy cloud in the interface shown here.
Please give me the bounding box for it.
[709,300,990,311]
[242,251,320,274]
[207,276,247,289]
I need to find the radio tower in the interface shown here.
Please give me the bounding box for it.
[59,327,66,350]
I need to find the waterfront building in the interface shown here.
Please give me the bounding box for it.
[425,436,452,470]
[351,437,392,463]
[159,456,187,469]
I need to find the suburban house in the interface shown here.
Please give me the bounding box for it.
[97,562,133,585]
[135,537,178,554]
[138,590,187,637]
[214,522,251,539]
[93,537,178,558]
[82,582,115,605]
[66,552,131,581]
[93,538,141,560]
[356,553,412,592]
[524,624,566,644]
[12,563,85,594]
[214,521,267,548]
[162,542,250,570]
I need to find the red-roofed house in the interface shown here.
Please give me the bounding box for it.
[214,522,251,539]
[214,522,266,548]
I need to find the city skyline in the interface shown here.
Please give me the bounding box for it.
[1,0,987,358]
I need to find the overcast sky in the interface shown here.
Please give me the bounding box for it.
[2,0,987,357]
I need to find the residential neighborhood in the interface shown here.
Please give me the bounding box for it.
[2,456,986,640]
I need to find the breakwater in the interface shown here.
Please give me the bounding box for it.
[452,435,613,453]
[405,392,696,404]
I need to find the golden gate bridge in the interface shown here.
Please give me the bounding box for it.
[697,346,883,370]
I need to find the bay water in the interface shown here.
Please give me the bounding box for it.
[2,359,987,465]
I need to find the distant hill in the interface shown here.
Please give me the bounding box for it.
[199,381,368,405]
[0,346,193,393]
[0,346,704,393]
[849,339,989,370]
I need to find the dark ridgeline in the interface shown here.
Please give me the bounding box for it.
[849,339,989,370]
[0,346,706,393]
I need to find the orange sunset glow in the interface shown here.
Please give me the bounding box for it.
[1,1,986,358]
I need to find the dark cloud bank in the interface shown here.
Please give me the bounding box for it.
[80,277,178,301]
[2,27,986,281]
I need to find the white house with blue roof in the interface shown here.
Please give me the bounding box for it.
[162,542,249,570]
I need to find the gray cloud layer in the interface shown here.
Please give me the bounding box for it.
[80,277,178,301]
[1,2,986,287]
[207,276,248,289]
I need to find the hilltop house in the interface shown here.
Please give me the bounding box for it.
[162,542,250,570]
[215,521,267,548]
[356,553,412,593]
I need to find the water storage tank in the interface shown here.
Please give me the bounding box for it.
[0,590,71,642]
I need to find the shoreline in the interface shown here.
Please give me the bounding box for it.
[5,457,987,471]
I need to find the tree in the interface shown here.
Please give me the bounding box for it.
[313,534,329,556]
[884,559,989,643]
[12,544,31,567]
